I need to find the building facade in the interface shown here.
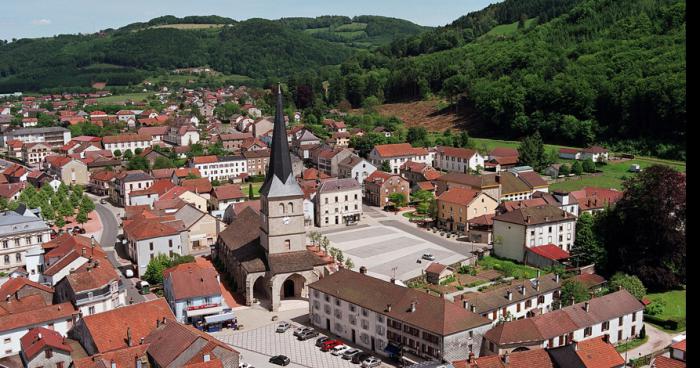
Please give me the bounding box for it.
[314,178,363,227]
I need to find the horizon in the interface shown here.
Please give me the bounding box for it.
[0,0,499,41]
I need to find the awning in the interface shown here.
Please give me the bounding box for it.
[204,312,235,324]
[384,343,401,355]
[186,306,224,317]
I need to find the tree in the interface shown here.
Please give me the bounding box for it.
[582,159,596,173]
[248,184,254,199]
[457,131,471,148]
[559,163,570,176]
[143,254,172,285]
[321,236,330,255]
[558,279,590,308]
[407,126,428,145]
[388,192,407,208]
[76,210,89,226]
[152,156,175,169]
[598,165,685,290]
[571,160,583,175]
[412,190,434,215]
[123,149,134,160]
[55,217,66,228]
[380,161,391,172]
[80,196,95,214]
[570,212,606,267]
[41,203,55,222]
[345,258,355,269]
[336,250,344,264]
[609,273,647,300]
[517,132,548,171]
[59,200,74,217]
[134,147,143,155]
[114,149,122,158]
[127,156,150,171]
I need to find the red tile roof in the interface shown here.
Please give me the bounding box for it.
[425,262,448,274]
[583,146,608,154]
[438,187,480,206]
[671,339,686,352]
[437,146,479,160]
[181,178,213,194]
[373,143,428,158]
[211,184,245,201]
[192,155,218,164]
[652,356,686,368]
[490,147,519,158]
[569,187,623,211]
[575,337,625,368]
[163,263,221,300]
[527,244,570,261]
[0,277,53,296]
[0,302,76,333]
[79,298,174,353]
[20,327,72,360]
[124,218,181,241]
[559,148,579,154]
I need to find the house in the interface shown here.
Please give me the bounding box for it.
[102,134,152,155]
[373,126,392,137]
[0,182,25,201]
[651,339,686,368]
[43,155,89,185]
[456,273,562,322]
[50,237,125,316]
[163,262,227,324]
[88,170,115,196]
[400,161,442,189]
[69,298,175,355]
[138,126,169,144]
[368,143,431,174]
[425,262,453,285]
[314,178,362,227]
[189,155,247,183]
[317,147,354,177]
[363,171,410,208]
[0,210,51,273]
[492,205,576,266]
[210,184,246,213]
[167,203,222,255]
[467,214,495,244]
[569,187,623,214]
[338,155,377,188]
[164,123,200,147]
[559,148,581,160]
[309,268,492,362]
[489,147,518,162]
[481,290,645,356]
[111,170,154,207]
[157,186,208,212]
[435,172,500,200]
[436,188,498,234]
[128,179,176,208]
[434,146,485,173]
[581,146,609,162]
[498,191,580,217]
[242,149,270,176]
[123,215,187,277]
[251,116,274,137]
[40,233,104,286]
[22,142,52,164]
[292,129,322,159]
[19,327,73,368]
[6,139,24,159]
[214,132,253,151]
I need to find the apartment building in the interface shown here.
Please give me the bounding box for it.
[363,171,410,208]
[21,143,52,164]
[111,170,154,207]
[433,146,485,173]
[101,134,152,155]
[338,155,377,187]
[368,143,431,174]
[190,155,247,182]
[309,269,492,362]
[242,149,270,176]
[436,188,498,233]
[0,210,51,272]
[2,127,71,149]
[314,178,362,227]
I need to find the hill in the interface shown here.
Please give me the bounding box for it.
[323,0,686,160]
[0,15,428,93]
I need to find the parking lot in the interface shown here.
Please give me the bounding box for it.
[218,320,394,368]
[323,224,468,281]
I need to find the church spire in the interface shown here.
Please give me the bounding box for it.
[259,84,299,197]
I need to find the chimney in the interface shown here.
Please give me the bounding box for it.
[82,247,86,257]
[535,280,540,291]
[520,285,526,296]
[463,301,469,309]
[468,351,476,364]
[602,334,610,343]
[544,216,549,222]
[584,301,590,312]
[111,360,116,368]
[502,352,510,364]
[390,277,396,284]
[506,290,512,301]
[526,215,531,224]
[359,266,367,275]
[386,304,392,312]
[470,305,477,313]
[140,337,145,345]
[555,274,560,284]
[37,333,42,340]
[410,301,417,313]
[203,354,211,362]
[126,327,132,347]
[570,296,575,306]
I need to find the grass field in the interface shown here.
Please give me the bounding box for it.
[96,92,151,104]
[483,18,536,37]
[477,256,541,279]
[147,73,252,85]
[240,182,263,199]
[304,22,369,42]
[149,24,227,30]
[646,290,686,322]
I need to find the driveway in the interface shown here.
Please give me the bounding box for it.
[624,323,676,363]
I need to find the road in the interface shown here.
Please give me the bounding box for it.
[92,197,145,304]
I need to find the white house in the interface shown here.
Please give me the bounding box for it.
[433,146,485,173]
[163,263,229,325]
[190,155,247,182]
[123,217,187,277]
[102,134,152,155]
[368,143,431,175]
[338,155,377,188]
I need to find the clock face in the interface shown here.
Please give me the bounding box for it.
[283,217,290,225]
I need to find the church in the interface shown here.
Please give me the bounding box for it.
[214,87,332,311]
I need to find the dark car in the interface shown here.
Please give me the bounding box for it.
[298,329,319,341]
[269,355,290,366]
[315,336,329,347]
[352,352,372,364]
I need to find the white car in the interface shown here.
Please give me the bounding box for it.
[331,344,349,356]
[276,321,291,333]
[293,326,312,337]
[238,363,255,368]
[361,357,381,367]
[422,253,435,261]
[123,269,134,278]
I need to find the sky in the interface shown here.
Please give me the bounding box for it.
[0,0,498,40]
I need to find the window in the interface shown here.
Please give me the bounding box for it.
[537,295,545,304]
[324,294,330,302]
[14,239,19,246]
[584,327,592,337]
[149,242,154,251]
[3,255,8,264]
[168,240,173,248]
[335,298,341,307]
[631,326,636,336]
[362,308,369,317]
[3,338,9,344]
[602,321,610,331]
[516,303,521,312]
[349,305,356,312]
[618,330,623,341]
[88,306,96,315]
[2,241,7,248]
[15,253,20,262]
[525,299,532,308]
[619,316,624,325]
[26,237,32,244]
[549,226,552,233]
[632,312,637,322]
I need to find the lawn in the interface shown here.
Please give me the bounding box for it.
[402,211,428,220]
[477,256,541,280]
[240,182,263,199]
[96,92,151,104]
[616,335,649,353]
[645,289,686,331]
[483,18,536,37]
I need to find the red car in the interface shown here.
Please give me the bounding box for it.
[320,339,343,352]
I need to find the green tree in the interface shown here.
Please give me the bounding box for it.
[76,210,89,226]
[380,161,391,172]
[123,149,134,160]
[114,149,122,158]
[80,196,95,214]
[558,163,570,176]
[344,258,355,269]
[41,202,55,222]
[55,217,66,228]
[134,147,143,155]
[412,190,434,215]
[571,160,583,175]
[248,184,254,199]
[336,250,344,263]
[558,279,590,308]
[457,131,471,148]
[127,156,150,171]
[609,273,646,300]
[517,132,548,171]
[143,254,172,285]
[388,192,407,208]
[152,156,175,169]
[570,212,606,267]
[582,159,596,173]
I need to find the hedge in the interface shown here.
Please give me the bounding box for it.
[643,314,685,331]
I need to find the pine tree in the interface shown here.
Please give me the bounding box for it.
[517,132,547,171]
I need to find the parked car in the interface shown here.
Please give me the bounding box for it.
[136,281,150,294]
[123,269,134,278]
[293,326,312,337]
[422,253,435,261]
[342,348,360,360]
[238,363,255,368]
[315,336,329,347]
[361,356,381,367]
[276,322,291,333]
[320,339,343,352]
[269,355,290,366]
[352,352,372,364]
[331,345,349,356]
[298,329,319,341]
[100,198,107,204]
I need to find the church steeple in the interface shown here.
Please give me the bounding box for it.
[259,85,301,198]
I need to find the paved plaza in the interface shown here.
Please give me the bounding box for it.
[323,224,469,281]
[216,319,394,368]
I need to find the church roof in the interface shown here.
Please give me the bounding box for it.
[259,86,302,198]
